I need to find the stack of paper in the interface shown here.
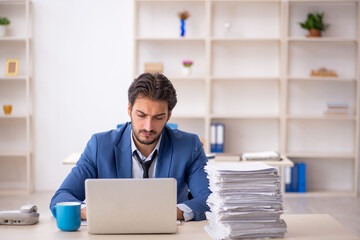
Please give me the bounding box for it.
[204,162,287,239]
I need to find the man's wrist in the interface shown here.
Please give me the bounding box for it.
[177,203,194,221]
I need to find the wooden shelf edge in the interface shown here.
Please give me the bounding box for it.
[0,189,28,195]
[287,76,356,82]
[284,191,356,197]
[171,115,206,119]
[136,37,206,41]
[211,38,281,42]
[0,151,31,157]
[211,115,280,119]
[211,77,280,81]
[286,115,356,120]
[288,37,357,42]
[286,153,354,159]
[0,115,31,119]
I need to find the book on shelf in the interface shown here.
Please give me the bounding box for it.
[285,163,307,193]
[324,102,350,115]
[210,123,224,153]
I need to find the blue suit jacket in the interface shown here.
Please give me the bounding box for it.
[50,122,211,221]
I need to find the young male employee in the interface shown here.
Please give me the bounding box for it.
[50,72,211,221]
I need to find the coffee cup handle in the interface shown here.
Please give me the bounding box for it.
[52,206,57,218]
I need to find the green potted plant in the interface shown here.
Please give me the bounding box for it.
[299,13,329,37]
[0,17,11,37]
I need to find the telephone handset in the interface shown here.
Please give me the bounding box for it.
[0,205,40,225]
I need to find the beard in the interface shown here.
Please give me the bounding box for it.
[131,123,163,145]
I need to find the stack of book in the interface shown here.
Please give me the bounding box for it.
[204,162,287,239]
[324,102,349,115]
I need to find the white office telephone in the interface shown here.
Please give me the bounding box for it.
[0,205,39,225]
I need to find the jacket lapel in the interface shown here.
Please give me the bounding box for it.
[155,127,173,178]
[114,123,132,178]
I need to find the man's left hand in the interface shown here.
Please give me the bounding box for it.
[177,207,184,220]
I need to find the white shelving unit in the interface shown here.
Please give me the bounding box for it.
[134,0,359,196]
[284,0,359,196]
[0,0,32,194]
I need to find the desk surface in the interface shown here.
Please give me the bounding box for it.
[0,214,358,240]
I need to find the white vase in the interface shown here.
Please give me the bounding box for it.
[182,67,191,77]
[0,26,6,37]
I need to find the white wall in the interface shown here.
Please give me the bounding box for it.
[32,0,134,191]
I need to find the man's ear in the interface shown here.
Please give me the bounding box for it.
[167,111,172,121]
[128,102,132,117]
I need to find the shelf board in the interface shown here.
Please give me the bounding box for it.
[288,76,356,82]
[288,37,357,43]
[136,37,205,42]
[0,189,28,195]
[211,76,280,81]
[211,114,280,119]
[284,190,356,197]
[0,76,27,81]
[0,0,26,3]
[212,0,281,2]
[288,0,358,3]
[0,151,29,157]
[211,37,280,42]
[0,115,29,119]
[168,77,205,81]
[286,115,356,120]
[136,0,205,2]
[286,152,354,159]
[171,114,205,119]
[0,37,28,41]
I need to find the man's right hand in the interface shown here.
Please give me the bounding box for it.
[81,207,87,220]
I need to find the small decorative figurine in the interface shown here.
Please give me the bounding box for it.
[182,60,193,76]
[178,11,190,37]
[224,21,232,37]
[311,67,338,77]
[3,105,12,115]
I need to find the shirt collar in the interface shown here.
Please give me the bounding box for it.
[131,130,162,161]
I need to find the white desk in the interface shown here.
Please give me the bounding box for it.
[0,214,358,240]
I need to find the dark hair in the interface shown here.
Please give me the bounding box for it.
[128,73,177,111]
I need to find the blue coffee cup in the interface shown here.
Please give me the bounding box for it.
[52,202,81,231]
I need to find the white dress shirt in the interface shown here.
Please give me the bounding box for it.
[130,131,194,221]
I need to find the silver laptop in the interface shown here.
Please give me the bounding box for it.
[85,178,177,234]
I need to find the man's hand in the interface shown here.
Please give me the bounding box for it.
[177,207,184,220]
[81,207,87,220]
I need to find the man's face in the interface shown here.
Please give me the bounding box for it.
[128,97,171,146]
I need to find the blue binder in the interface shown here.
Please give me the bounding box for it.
[210,123,225,153]
[298,163,307,193]
[216,123,224,153]
[285,167,292,192]
[210,124,216,153]
[290,163,298,192]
